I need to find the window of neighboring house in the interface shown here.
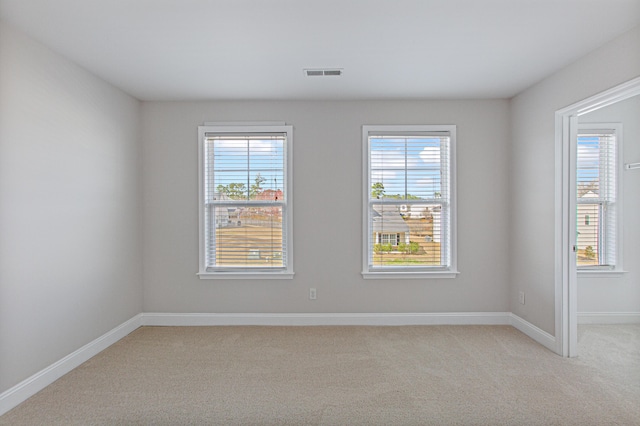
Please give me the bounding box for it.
[362,125,457,279]
[197,123,293,279]
[576,123,623,274]
[379,233,400,245]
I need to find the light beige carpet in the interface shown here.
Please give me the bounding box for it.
[1,325,639,425]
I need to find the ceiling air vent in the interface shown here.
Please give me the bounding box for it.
[304,68,343,77]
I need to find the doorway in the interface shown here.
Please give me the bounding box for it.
[556,76,640,357]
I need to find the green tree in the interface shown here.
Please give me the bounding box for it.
[216,184,229,196]
[250,173,266,198]
[217,183,247,199]
[386,193,421,200]
[371,182,385,199]
[585,245,595,259]
[228,183,247,199]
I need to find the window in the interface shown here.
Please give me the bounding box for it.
[362,125,457,279]
[576,123,622,273]
[379,233,400,245]
[198,123,293,279]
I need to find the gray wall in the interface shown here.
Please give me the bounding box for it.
[141,100,510,314]
[1,13,638,398]
[509,26,640,335]
[578,96,640,315]
[0,22,143,392]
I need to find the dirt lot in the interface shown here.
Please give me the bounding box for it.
[576,249,598,266]
[214,220,442,267]
[215,225,283,266]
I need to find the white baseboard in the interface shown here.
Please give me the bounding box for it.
[0,311,555,417]
[509,313,557,353]
[0,314,142,417]
[141,312,512,326]
[578,312,640,324]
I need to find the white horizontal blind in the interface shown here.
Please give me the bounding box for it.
[204,133,287,270]
[367,132,451,270]
[576,130,616,268]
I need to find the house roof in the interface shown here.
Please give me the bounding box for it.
[580,190,599,198]
[371,205,410,234]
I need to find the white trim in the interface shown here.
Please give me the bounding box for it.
[556,75,640,358]
[0,311,563,415]
[141,312,511,326]
[361,270,460,279]
[509,313,558,353]
[559,77,640,117]
[204,121,286,126]
[575,122,624,273]
[578,312,640,324]
[197,272,295,280]
[197,123,294,278]
[577,270,627,278]
[625,162,640,170]
[0,314,142,417]
[554,108,569,357]
[361,124,457,277]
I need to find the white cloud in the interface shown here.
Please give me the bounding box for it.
[577,143,599,170]
[370,149,404,169]
[419,146,440,165]
[211,138,283,156]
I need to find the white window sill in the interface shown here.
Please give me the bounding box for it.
[361,270,460,279]
[198,272,295,280]
[577,269,627,278]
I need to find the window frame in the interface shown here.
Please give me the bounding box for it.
[361,124,458,279]
[576,122,625,278]
[197,123,294,279]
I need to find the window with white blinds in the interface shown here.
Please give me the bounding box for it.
[576,124,622,271]
[362,125,457,278]
[197,124,293,278]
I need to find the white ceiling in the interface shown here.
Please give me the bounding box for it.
[1,0,639,101]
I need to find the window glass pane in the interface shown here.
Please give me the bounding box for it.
[202,131,288,272]
[364,126,455,275]
[208,136,285,202]
[210,205,284,268]
[369,136,447,201]
[368,134,450,268]
[370,204,443,267]
[576,203,600,266]
[576,130,616,268]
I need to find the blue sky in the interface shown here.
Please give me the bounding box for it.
[209,138,285,198]
[577,136,600,187]
[369,137,445,199]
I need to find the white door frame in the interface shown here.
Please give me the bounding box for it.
[555,76,640,357]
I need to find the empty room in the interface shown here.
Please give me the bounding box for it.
[1,0,639,424]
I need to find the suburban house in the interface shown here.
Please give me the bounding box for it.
[399,204,441,243]
[1,0,639,420]
[371,204,411,246]
[256,189,284,201]
[576,190,600,262]
[212,192,232,228]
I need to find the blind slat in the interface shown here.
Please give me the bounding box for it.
[368,134,451,268]
[576,130,617,267]
[204,133,288,270]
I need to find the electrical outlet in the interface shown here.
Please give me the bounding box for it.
[519,291,525,305]
[309,288,317,300]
